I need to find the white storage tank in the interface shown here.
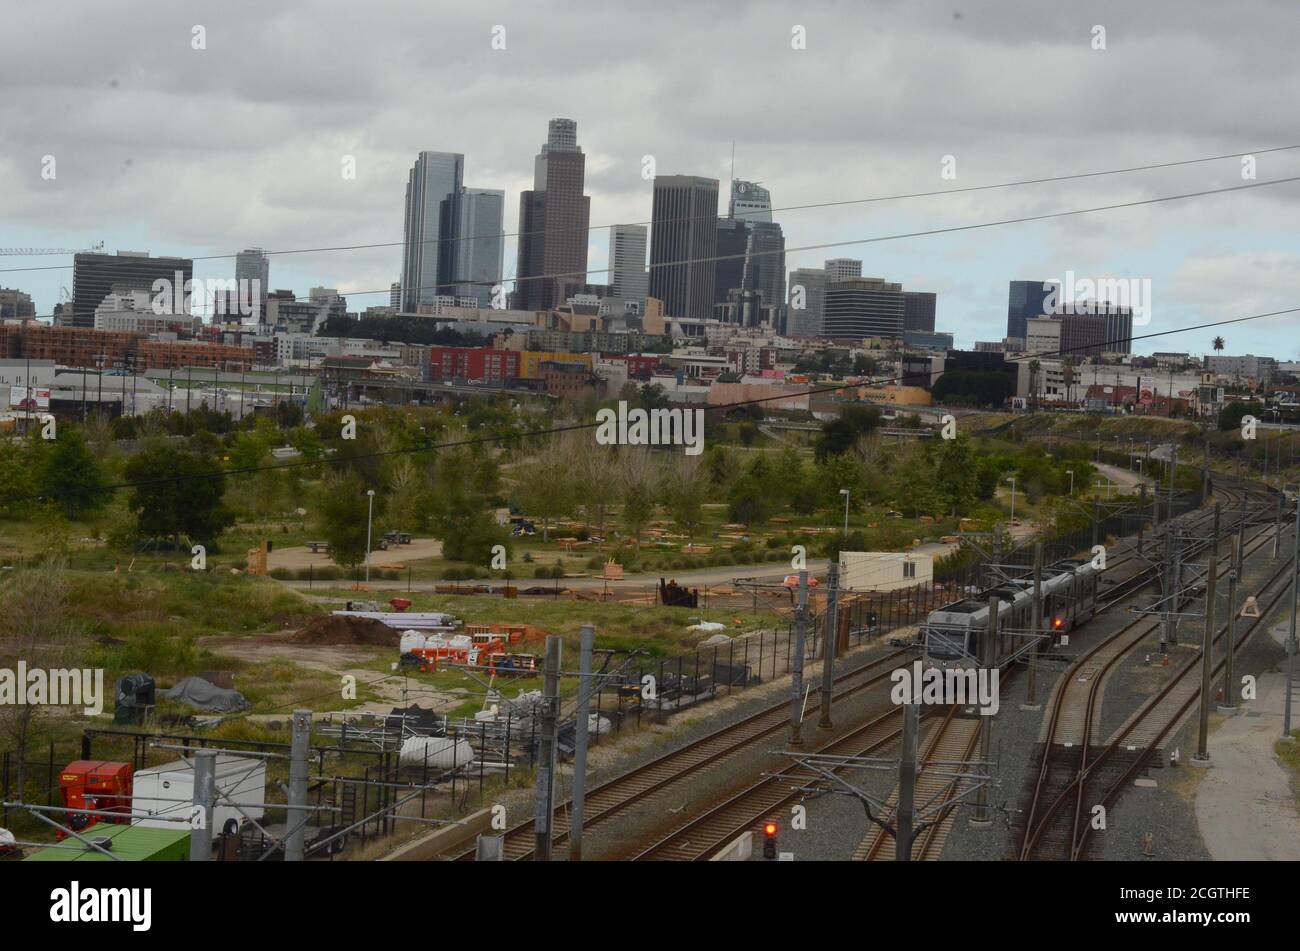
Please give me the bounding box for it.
[399,735,474,769]
[399,630,426,653]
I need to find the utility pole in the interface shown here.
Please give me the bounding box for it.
[189,749,216,862]
[790,570,809,746]
[971,595,998,827]
[1194,503,1220,764]
[1091,495,1101,548]
[1284,493,1300,740]
[1274,492,1285,559]
[1220,533,1242,714]
[285,709,310,861]
[569,625,594,861]
[1024,542,1043,709]
[818,563,840,730]
[534,635,562,860]
[896,703,920,861]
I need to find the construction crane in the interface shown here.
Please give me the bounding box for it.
[0,240,104,255]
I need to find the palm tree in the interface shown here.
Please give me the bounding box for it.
[1028,359,1041,412]
[1212,335,1225,354]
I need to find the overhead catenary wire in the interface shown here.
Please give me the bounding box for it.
[3,141,1297,278]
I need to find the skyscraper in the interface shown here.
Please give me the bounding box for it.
[449,188,505,307]
[401,151,464,310]
[823,277,905,338]
[609,224,649,304]
[825,258,863,283]
[730,179,772,223]
[650,175,718,319]
[515,119,591,311]
[235,248,269,321]
[787,268,828,337]
[70,251,193,328]
[1006,279,1056,343]
[902,291,936,333]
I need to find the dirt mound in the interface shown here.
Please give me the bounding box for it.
[292,614,397,646]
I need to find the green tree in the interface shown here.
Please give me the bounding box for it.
[39,429,110,520]
[315,471,373,570]
[122,444,234,545]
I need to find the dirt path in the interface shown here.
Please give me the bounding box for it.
[268,537,443,571]
[1193,625,1300,860]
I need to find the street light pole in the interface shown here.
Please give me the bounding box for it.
[1066,469,1074,496]
[840,488,850,538]
[1007,477,1017,524]
[365,489,376,583]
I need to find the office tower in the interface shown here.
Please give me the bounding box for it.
[390,282,401,309]
[714,218,749,305]
[515,118,591,311]
[745,221,785,316]
[235,248,269,321]
[401,151,465,310]
[609,224,649,303]
[1059,313,1109,358]
[0,287,35,319]
[1007,279,1056,342]
[824,258,863,283]
[787,268,828,336]
[730,179,772,223]
[449,187,505,307]
[902,291,936,333]
[650,175,719,320]
[823,277,905,338]
[70,251,193,327]
[1103,306,1133,354]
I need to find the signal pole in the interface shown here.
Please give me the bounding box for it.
[790,570,809,746]
[533,635,561,860]
[1194,504,1220,764]
[818,563,840,730]
[1220,533,1242,714]
[1024,542,1043,710]
[970,594,998,827]
[569,624,594,861]
[1283,493,1299,740]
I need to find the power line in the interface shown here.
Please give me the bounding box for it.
[11,301,1300,504]
[4,142,1296,278]
[75,169,1300,321]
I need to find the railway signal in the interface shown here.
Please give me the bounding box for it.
[763,821,778,859]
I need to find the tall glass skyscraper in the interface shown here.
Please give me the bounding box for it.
[401,151,464,310]
[449,188,505,307]
[515,119,590,311]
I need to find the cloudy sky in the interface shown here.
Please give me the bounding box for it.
[2,0,1299,356]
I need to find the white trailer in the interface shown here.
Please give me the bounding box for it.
[133,754,267,837]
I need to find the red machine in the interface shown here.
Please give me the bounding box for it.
[58,761,134,838]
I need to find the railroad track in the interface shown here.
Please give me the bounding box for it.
[626,705,946,860]
[855,709,981,861]
[448,642,917,860]
[1018,481,1291,861]
[620,479,1269,862]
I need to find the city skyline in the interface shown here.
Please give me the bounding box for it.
[4,2,1300,357]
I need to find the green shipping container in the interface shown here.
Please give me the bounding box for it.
[24,824,191,862]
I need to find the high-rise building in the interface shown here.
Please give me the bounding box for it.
[449,188,505,307]
[515,119,591,312]
[745,221,786,320]
[730,180,772,223]
[1059,313,1108,358]
[650,175,718,319]
[902,291,936,333]
[401,151,464,310]
[714,218,749,306]
[1007,279,1055,343]
[823,277,904,338]
[0,287,35,320]
[390,282,401,309]
[70,251,193,328]
[235,248,269,322]
[786,268,828,337]
[609,224,649,304]
[824,258,863,283]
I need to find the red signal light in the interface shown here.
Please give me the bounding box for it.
[1052,617,1064,629]
[764,822,777,837]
